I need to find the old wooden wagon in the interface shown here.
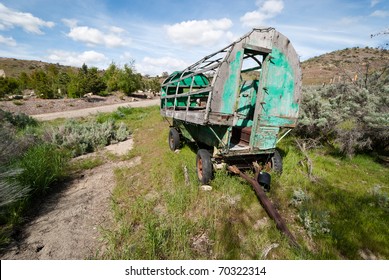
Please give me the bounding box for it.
[160,27,302,185]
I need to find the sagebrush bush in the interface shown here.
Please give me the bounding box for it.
[296,66,389,157]
[49,119,129,156]
[290,188,331,237]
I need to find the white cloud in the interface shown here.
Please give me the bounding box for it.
[136,56,188,76]
[46,50,108,68]
[371,10,389,17]
[0,35,16,47]
[0,3,54,34]
[240,0,284,27]
[63,20,130,48]
[165,18,233,47]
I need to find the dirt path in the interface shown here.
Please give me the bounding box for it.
[31,99,159,121]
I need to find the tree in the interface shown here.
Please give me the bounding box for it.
[86,67,106,94]
[30,70,54,99]
[18,72,30,91]
[57,72,71,97]
[67,64,106,97]
[103,63,121,93]
[116,63,142,95]
[142,76,161,93]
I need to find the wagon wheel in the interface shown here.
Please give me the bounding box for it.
[264,150,283,174]
[168,128,180,151]
[196,149,213,184]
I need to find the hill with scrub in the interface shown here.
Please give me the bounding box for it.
[0,57,75,78]
[301,47,389,85]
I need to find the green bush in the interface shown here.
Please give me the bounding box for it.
[0,109,38,129]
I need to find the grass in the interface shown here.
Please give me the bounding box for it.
[17,144,68,195]
[98,106,388,260]
[275,140,389,259]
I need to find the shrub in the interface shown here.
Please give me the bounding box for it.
[290,188,331,237]
[0,109,38,129]
[0,77,20,98]
[49,119,129,156]
[296,66,389,157]
[115,122,129,141]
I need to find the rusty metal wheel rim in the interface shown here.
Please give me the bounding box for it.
[197,158,203,180]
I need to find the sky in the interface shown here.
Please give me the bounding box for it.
[0,0,388,76]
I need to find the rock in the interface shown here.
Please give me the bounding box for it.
[200,185,212,191]
[83,92,93,98]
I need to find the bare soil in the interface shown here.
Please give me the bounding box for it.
[0,96,155,260]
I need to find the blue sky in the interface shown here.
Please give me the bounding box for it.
[0,0,388,75]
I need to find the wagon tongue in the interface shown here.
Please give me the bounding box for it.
[227,165,299,248]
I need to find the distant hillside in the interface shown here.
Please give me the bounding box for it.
[0,57,75,78]
[301,47,389,85]
[1,47,388,85]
